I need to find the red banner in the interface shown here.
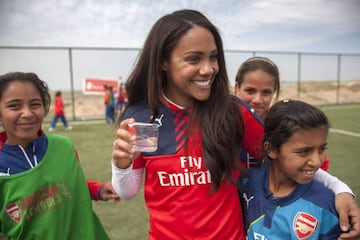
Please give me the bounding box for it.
[83,78,118,95]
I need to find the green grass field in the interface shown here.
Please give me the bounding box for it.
[51,103,360,240]
[321,104,360,205]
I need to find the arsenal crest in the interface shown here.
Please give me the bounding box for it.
[293,212,318,239]
[6,203,21,223]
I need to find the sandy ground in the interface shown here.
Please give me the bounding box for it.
[56,81,360,120]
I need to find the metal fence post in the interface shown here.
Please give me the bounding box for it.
[68,48,76,120]
[297,53,302,100]
[336,54,341,104]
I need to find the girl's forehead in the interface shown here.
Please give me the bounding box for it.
[285,127,328,144]
[2,81,40,98]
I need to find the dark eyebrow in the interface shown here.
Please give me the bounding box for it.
[185,49,218,55]
[184,50,203,55]
[4,98,42,104]
[4,99,21,104]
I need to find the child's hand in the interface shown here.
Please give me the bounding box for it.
[100,182,120,202]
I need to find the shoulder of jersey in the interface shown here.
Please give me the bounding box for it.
[236,98,264,126]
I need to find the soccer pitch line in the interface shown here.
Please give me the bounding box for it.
[70,119,104,125]
[321,104,360,111]
[330,128,360,138]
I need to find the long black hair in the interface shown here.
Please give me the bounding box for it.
[121,9,245,190]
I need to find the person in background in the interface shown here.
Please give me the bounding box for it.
[109,85,115,116]
[234,56,279,120]
[103,85,115,126]
[239,99,341,239]
[48,90,72,132]
[111,9,360,239]
[235,56,330,171]
[115,82,128,117]
[0,72,117,239]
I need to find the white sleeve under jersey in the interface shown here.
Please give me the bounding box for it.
[111,161,144,200]
[315,168,354,196]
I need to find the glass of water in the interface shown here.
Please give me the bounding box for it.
[128,122,160,152]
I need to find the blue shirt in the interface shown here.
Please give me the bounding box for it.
[239,159,341,240]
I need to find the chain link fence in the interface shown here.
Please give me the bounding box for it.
[1,46,359,121]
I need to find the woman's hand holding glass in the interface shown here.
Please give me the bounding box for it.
[112,118,140,169]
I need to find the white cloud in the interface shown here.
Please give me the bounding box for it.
[215,0,360,51]
[0,0,359,52]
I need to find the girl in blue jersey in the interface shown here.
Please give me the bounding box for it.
[240,99,341,239]
[111,9,360,239]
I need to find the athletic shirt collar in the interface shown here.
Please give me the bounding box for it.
[160,92,192,112]
[0,129,46,174]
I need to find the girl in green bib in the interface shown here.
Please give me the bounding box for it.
[0,72,111,240]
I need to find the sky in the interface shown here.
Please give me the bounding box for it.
[0,0,360,91]
[1,0,360,53]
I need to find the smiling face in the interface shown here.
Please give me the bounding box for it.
[0,80,45,147]
[162,25,219,107]
[235,69,275,119]
[268,127,328,195]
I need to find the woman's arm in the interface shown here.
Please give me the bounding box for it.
[111,162,143,200]
[314,168,353,195]
[314,169,360,239]
[336,193,360,239]
[111,118,143,200]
